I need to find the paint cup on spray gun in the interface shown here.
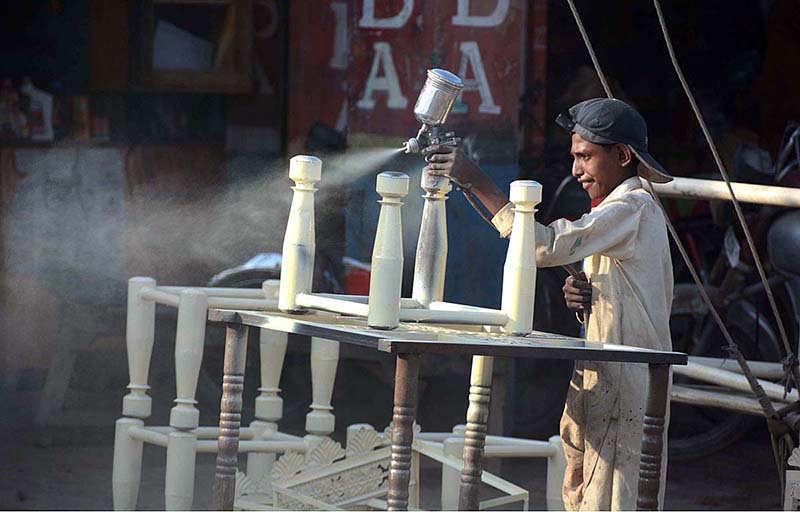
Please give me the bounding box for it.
[279,155,322,313]
[403,69,464,155]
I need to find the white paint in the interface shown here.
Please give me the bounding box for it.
[330,2,349,70]
[501,181,541,334]
[306,338,341,436]
[356,42,408,110]
[279,156,321,312]
[112,418,144,510]
[441,437,464,509]
[547,435,567,511]
[170,290,207,430]
[452,0,510,27]
[164,431,196,510]
[457,42,501,114]
[368,173,409,329]
[358,0,413,28]
[123,277,157,418]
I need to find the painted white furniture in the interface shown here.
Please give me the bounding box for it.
[114,154,573,510]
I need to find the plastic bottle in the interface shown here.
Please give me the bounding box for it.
[20,77,54,141]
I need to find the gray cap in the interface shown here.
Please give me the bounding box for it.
[556,98,672,183]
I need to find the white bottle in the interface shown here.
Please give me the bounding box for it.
[20,77,54,142]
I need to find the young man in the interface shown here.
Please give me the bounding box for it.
[426,98,674,511]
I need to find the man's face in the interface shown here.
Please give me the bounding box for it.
[570,133,632,200]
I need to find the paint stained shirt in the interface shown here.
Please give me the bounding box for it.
[492,176,673,511]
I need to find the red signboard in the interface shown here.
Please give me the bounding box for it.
[347,0,526,161]
[287,0,350,153]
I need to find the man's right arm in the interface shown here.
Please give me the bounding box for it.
[425,145,510,216]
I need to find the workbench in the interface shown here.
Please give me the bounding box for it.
[207,309,687,511]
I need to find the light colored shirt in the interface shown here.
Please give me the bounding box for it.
[492,175,673,510]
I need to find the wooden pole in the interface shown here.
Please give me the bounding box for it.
[212,323,249,511]
[387,353,420,511]
[637,364,669,511]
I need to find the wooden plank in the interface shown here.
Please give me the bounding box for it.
[207,309,688,365]
[378,338,687,365]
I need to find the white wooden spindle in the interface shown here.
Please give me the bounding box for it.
[123,277,157,418]
[368,172,410,330]
[501,181,542,335]
[165,432,196,510]
[165,290,207,510]
[112,417,145,510]
[305,337,340,438]
[412,173,450,307]
[170,289,208,429]
[246,328,289,491]
[547,435,567,511]
[279,155,321,313]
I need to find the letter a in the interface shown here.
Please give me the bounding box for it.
[457,42,501,114]
[452,0,510,27]
[357,42,408,110]
[359,0,414,29]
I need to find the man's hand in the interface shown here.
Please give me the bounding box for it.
[425,145,484,187]
[563,271,592,321]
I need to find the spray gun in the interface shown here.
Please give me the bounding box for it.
[403,69,502,225]
[403,69,464,155]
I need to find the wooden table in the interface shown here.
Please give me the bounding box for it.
[207,309,687,511]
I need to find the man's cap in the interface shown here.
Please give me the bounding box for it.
[556,98,672,183]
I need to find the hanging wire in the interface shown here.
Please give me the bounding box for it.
[651,0,800,392]
[563,0,782,424]
[564,0,613,99]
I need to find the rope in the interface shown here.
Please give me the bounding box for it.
[652,0,800,391]
[564,0,781,423]
[565,0,613,99]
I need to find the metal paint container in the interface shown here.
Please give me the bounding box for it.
[413,69,464,126]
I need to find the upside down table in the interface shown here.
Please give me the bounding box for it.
[207,309,687,511]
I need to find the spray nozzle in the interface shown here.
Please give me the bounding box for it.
[403,125,461,154]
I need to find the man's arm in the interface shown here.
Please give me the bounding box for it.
[425,145,510,215]
[425,145,644,268]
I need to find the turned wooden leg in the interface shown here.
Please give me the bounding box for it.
[212,323,249,511]
[387,354,420,511]
[637,364,670,511]
[458,355,494,511]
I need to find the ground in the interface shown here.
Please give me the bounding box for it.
[0,383,783,511]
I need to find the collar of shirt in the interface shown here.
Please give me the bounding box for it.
[595,176,643,208]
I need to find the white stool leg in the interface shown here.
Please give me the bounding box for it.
[113,277,156,511]
[441,436,464,510]
[305,337,340,439]
[279,155,322,313]
[501,181,542,335]
[122,277,157,418]
[368,172,410,330]
[165,432,196,510]
[112,417,144,510]
[546,435,567,511]
[165,290,207,510]
[246,329,288,491]
[412,173,451,307]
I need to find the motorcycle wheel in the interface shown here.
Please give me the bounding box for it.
[667,284,768,461]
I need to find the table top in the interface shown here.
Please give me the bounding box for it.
[208,309,687,365]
